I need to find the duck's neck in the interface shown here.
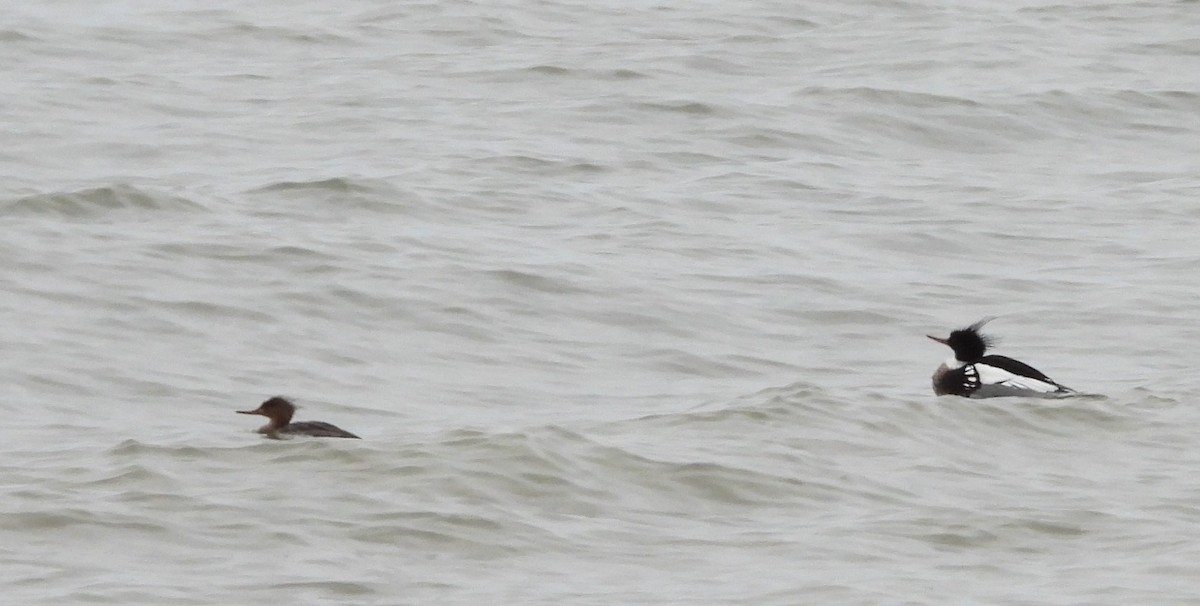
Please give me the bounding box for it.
[258,427,287,440]
[258,415,291,435]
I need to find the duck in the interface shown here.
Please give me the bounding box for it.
[237,397,360,439]
[928,319,1074,398]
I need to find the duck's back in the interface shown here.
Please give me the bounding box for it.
[282,421,361,439]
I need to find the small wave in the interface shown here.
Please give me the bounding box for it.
[523,64,650,80]
[1,509,169,533]
[269,581,374,596]
[251,177,380,195]
[526,64,571,76]
[483,268,592,295]
[207,22,355,46]
[0,29,36,42]
[246,176,428,215]
[799,85,982,109]
[624,381,844,426]
[0,184,206,219]
[635,101,721,115]
[131,297,276,324]
[363,425,817,518]
[472,154,612,176]
[347,511,532,555]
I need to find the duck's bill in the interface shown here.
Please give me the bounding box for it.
[236,409,262,415]
[926,335,949,345]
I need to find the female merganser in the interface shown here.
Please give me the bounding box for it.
[927,319,1074,398]
[237,397,361,439]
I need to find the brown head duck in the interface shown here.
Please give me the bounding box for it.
[238,397,360,439]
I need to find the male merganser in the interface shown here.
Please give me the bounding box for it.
[927,319,1074,398]
[237,397,361,439]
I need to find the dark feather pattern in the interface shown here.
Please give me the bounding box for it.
[978,355,1057,384]
[946,318,996,361]
[931,363,975,396]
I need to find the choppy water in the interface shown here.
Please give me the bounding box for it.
[4,1,1200,603]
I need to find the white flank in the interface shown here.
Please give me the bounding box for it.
[976,364,1060,393]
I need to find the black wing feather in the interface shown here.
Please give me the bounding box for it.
[978,355,1071,391]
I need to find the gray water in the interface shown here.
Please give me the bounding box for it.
[4,1,1200,604]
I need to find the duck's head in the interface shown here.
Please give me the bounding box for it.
[237,396,296,426]
[927,318,995,362]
